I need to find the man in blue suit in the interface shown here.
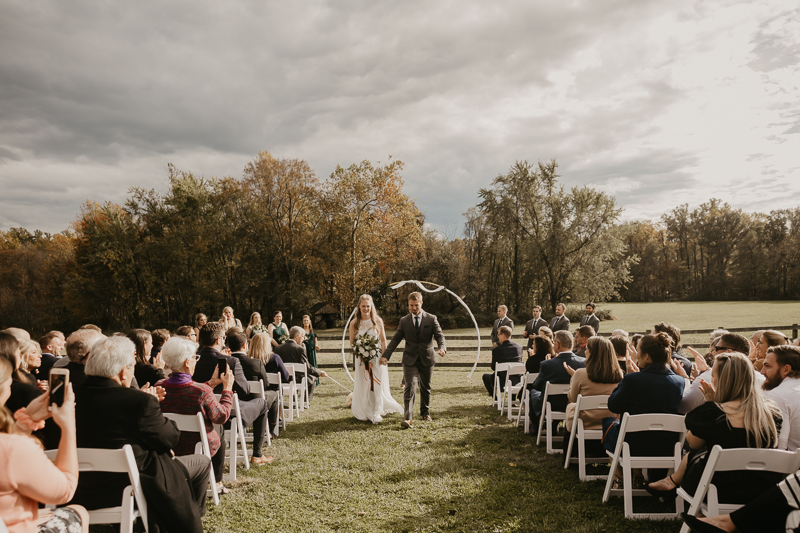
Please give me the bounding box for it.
[528,330,586,425]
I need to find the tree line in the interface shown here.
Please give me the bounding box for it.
[1,153,798,334]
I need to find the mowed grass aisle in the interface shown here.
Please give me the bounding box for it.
[202,369,679,533]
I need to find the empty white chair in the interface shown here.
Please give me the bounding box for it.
[502,363,526,420]
[677,445,800,533]
[45,445,149,533]
[163,412,219,505]
[535,382,571,454]
[563,394,612,481]
[602,413,687,519]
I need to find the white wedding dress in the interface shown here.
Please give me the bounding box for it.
[351,319,403,423]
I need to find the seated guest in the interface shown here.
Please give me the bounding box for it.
[482,326,522,397]
[528,330,586,423]
[127,329,166,387]
[193,322,276,463]
[609,335,629,375]
[679,333,750,414]
[247,333,291,390]
[680,469,800,533]
[18,340,41,386]
[754,329,790,371]
[605,332,685,487]
[274,326,328,402]
[157,337,234,493]
[0,356,90,533]
[574,326,595,358]
[150,329,170,360]
[0,333,41,414]
[226,331,282,435]
[647,352,783,504]
[526,335,555,375]
[175,325,197,341]
[762,345,800,450]
[611,329,629,338]
[1,328,30,342]
[653,321,692,375]
[71,336,211,533]
[564,336,623,435]
[36,331,64,380]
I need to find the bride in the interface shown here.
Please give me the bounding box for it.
[349,294,403,423]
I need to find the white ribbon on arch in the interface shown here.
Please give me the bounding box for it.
[340,280,482,381]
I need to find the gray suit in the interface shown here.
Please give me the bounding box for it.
[490,316,514,346]
[274,340,321,402]
[580,313,600,333]
[382,311,446,420]
[523,318,548,349]
[550,315,570,332]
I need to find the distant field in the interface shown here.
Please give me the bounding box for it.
[315,301,800,367]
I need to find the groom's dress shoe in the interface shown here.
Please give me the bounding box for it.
[422,415,433,422]
[401,420,413,429]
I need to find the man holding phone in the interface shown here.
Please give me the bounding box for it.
[192,322,276,464]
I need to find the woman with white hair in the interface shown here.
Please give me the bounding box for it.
[156,337,235,493]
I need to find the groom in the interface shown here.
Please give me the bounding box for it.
[380,291,446,429]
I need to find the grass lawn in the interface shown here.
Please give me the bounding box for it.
[202,369,679,533]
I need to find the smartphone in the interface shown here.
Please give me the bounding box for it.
[217,358,228,376]
[49,368,70,407]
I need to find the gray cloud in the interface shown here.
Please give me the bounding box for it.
[1,0,798,234]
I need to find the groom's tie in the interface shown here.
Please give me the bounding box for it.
[414,315,420,331]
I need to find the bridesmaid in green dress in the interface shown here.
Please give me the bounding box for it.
[302,314,321,385]
[267,311,288,348]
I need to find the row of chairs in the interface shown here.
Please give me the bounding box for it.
[489,363,800,523]
[35,364,314,533]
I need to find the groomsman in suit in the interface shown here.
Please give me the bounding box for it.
[580,303,601,333]
[549,303,570,332]
[528,330,586,423]
[482,326,523,396]
[491,305,514,348]
[523,306,547,352]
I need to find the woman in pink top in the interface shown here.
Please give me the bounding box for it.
[0,353,89,533]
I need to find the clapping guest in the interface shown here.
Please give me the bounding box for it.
[194,313,208,339]
[246,312,263,339]
[220,306,243,331]
[754,330,789,371]
[302,315,321,386]
[525,335,555,374]
[646,352,783,504]
[604,333,685,487]
[761,345,800,450]
[679,333,750,414]
[157,337,234,493]
[248,333,291,390]
[71,336,211,533]
[267,311,289,348]
[0,356,90,533]
[127,329,166,388]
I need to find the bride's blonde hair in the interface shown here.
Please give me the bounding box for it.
[353,294,380,332]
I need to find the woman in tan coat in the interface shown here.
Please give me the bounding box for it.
[564,336,624,433]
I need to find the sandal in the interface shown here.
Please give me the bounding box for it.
[216,482,230,495]
[645,474,678,499]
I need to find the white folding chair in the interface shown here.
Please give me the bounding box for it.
[678,445,800,533]
[563,394,612,481]
[45,445,149,533]
[602,413,687,519]
[163,412,219,505]
[244,379,272,448]
[502,363,526,420]
[265,372,287,429]
[515,373,537,431]
[535,382,571,454]
[492,362,512,411]
[285,363,309,411]
[215,393,250,481]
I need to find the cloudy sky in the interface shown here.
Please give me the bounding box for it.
[1,0,798,235]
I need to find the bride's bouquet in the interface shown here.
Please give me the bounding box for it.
[251,324,269,335]
[353,332,381,391]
